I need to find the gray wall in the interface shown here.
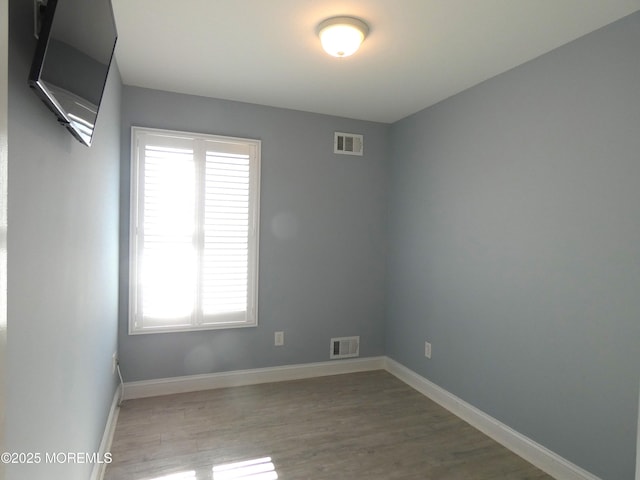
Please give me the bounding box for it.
[6,0,121,478]
[387,12,640,480]
[119,86,389,381]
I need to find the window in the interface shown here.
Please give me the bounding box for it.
[129,127,260,334]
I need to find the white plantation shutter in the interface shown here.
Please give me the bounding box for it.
[141,142,196,324]
[202,150,251,320]
[130,128,260,333]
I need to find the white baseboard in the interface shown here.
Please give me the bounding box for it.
[636,380,640,480]
[90,385,121,480]
[384,358,601,480]
[123,356,386,400]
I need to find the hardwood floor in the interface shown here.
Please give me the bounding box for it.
[104,370,553,480]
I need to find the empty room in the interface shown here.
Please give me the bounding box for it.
[3,1,640,479]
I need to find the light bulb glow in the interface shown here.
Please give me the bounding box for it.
[317,17,368,57]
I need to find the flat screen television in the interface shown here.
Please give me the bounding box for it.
[28,0,118,147]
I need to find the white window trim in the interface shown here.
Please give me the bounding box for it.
[128,126,261,334]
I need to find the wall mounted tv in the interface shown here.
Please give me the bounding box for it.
[28,0,118,147]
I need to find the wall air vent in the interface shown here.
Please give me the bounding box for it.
[334,132,363,156]
[330,336,360,359]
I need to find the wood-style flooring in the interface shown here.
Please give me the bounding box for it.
[104,370,553,480]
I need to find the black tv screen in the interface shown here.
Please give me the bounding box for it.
[28,0,118,147]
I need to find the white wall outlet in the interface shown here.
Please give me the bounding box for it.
[112,352,118,374]
[424,341,432,359]
[274,331,284,346]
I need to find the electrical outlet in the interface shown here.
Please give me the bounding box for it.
[274,331,284,346]
[112,352,118,374]
[424,341,432,359]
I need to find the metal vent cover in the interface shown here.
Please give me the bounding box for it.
[334,132,363,156]
[330,336,360,359]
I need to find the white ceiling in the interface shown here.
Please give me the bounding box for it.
[112,0,640,124]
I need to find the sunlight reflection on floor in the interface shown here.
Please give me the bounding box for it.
[213,457,278,480]
[144,457,278,480]
[148,472,197,480]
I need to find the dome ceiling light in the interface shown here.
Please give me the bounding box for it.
[317,16,369,58]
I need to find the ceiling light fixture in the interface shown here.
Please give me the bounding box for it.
[317,16,369,58]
